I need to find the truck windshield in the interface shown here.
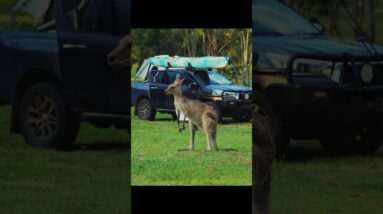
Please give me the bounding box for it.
[193,70,232,85]
[252,0,320,36]
[208,71,232,85]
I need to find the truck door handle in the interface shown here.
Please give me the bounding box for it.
[150,86,159,89]
[62,44,88,49]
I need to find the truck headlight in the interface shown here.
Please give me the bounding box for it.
[212,90,223,96]
[293,59,333,78]
[223,91,239,99]
[360,64,374,83]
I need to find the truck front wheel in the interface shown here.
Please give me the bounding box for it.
[19,83,79,148]
[232,112,251,122]
[136,99,156,120]
[254,89,288,160]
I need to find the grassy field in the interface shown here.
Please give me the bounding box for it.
[131,109,252,186]
[0,107,130,214]
[270,141,383,213]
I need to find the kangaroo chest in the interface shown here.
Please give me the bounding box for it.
[175,100,201,125]
[175,102,189,116]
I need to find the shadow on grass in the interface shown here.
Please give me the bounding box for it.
[60,142,130,151]
[282,141,383,162]
[155,118,174,121]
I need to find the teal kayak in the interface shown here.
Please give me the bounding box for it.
[191,56,230,68]
[148,56,230,69]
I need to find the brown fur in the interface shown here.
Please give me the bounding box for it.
[165,78,229,151]
[107,35,131,68]
[253,104,275,214]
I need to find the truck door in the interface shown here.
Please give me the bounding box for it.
[55,0,128,113]
[106,0,131,115]
[149,69,169,110]
[179,73,200,101]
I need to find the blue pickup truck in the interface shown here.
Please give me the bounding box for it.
[0,0,130,148]
[131,57,252,122]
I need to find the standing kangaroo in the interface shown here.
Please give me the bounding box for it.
[165,78,232,151]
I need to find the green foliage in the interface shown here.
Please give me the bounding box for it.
[286,0,351,16]
[0,0,41,30]
[284,0,383,44]
[132,29,252,86]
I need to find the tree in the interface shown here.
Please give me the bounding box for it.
[366,0,376,41]
[131,29,252,86]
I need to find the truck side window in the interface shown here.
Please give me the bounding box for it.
[177,73,192,86]
[150,70,164,84]
[167,71,178,84]
[66,0,119,35]
[167,71,191,85]
[0,0,55,31]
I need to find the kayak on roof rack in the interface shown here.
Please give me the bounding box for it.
[148,55,231,69]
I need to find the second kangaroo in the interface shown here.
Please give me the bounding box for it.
[165,78,233,152]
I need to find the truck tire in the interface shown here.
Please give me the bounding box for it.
[254,89,288,160]
[320,124,383,155]
[205,101,222,123]
[232,112,251,122]
[19,83,79,148]
[136,99,156,120]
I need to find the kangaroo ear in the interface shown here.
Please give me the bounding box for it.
[173,78,180,84]
[178,78,185,85]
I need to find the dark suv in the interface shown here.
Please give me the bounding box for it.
[253,0,383,158]
[131,59,252,122]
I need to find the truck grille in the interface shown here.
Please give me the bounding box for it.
[238,92,252,101]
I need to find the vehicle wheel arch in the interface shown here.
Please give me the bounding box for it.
[10,69,61,134]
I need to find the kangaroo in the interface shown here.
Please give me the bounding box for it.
[253,104,275,214]
[165,78,233,152]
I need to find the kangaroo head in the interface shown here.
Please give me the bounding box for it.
[165,78,184,95]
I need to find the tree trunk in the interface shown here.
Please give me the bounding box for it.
[203,29,219,56]
[329,2,340,36]
[355,0,365,28]
[365,0,375,41]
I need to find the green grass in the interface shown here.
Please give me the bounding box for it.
[271,140,383,213]
[0,106,130,214]
[131,108,252,185]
